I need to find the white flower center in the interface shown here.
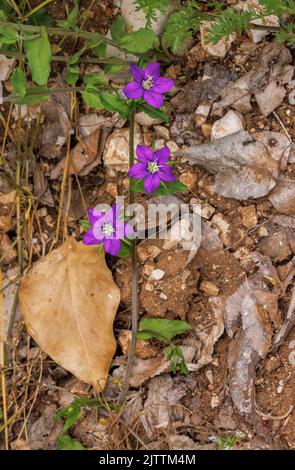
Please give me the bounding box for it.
[147,161,159,174]
[102,223,115,236]
[142,75,154,90]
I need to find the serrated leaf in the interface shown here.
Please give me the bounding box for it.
[24,27,51,85]
[110,15,127,41]
[19,239,121,391]
[57,435,85,450]
[11,68,26,97]
[162,11,195,53]
[137,318,192,342]
[120,28,159,53]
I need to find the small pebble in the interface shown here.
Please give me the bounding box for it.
[200,281,219,296]
[150,269,165,281]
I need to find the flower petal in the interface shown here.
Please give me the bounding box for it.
[104,238,121,256]
[111,203,121,219]
[130,63,144,82]
[104,206,117,225]
[144,62,160,81]
[83,229,103,246]
[136,145,154,163]
[153,77,174,93]
[114,220,125,238]
[88,207,104,226]
[124,222,135,237]
[159,165,176,182]
[144,173,161,194]
[123,81,144,99]
[144,90,164,109]
[128,162,148,179]
[154,146,170,164]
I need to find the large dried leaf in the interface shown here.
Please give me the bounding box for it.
[19,239,120,391]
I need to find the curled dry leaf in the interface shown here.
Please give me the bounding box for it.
[18,239,120,391]
[50,129,101,179]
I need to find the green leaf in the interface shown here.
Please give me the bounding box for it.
[162,10,199,53]
[28,7,53,26]
[65,64,80,85]
[80,219,91,232]
[55,397,121,433]
[137,318,192,342]
[104,62,127,74]
[0,25,19,44]
[0,2,12,15]
[110,15,127,41]
[136,102,169,122]
[82,89,103,110]
[56,435,85,450]
[132,179,187,196]
[91,41,106,57]
[68,45,87,65]
[57,5,79,30]
[24,27,51,85]
[83,72,107,86]
[134,0,169,27]
[11,86,49,104]
[165,344,189,375]
[11,68,26,97]
[99,92,130,117]
[117,239,131,258]
[120,28,159,53]
[63,408,81,431]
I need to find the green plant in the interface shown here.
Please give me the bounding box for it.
[136,318,192,375]
[55,397,121,431]
[135,0,169,27]
[57,434,85,450]
[161,1,203,53]
[207,0,295,45]
[215,431,246,450]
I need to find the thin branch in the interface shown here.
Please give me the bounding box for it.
[118,108,138,404]
[0,47,129,65]
[0,20,121,48]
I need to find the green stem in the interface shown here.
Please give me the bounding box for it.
[119,108,138,404]
[24,0,55,20]
[0,48,128,65]
[0,20,121,48]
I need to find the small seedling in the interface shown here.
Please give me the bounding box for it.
[136,318,192,375]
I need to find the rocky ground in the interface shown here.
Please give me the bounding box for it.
[1,0,295,451]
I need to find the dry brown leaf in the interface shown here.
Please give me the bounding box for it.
[18,239,120,391]
[50,130,100,179]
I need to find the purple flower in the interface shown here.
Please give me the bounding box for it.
[123,62,174,109]
[83,204,134,256]
[129,145,176,194]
